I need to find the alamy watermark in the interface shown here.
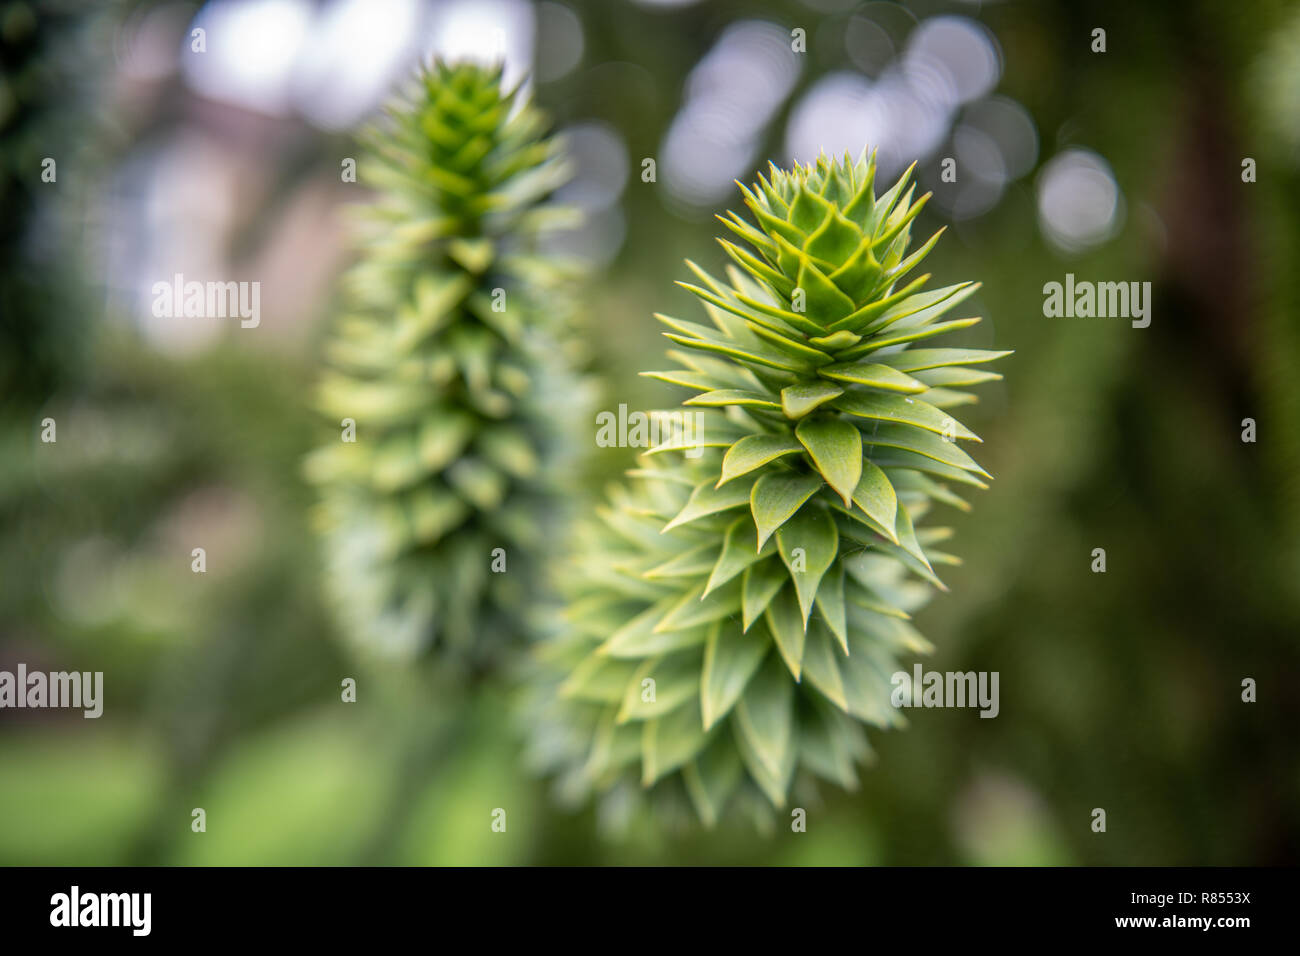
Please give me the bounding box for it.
[891,665,999,718]
[1042,273,1151,328]
[151,273,260,328]
[595,404,706,458]
[0,664,102,718]
[50,886,150,936]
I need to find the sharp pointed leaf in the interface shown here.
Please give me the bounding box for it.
[801,624,848,711]
[718,435,805,487]
[776,507,839,625]
[704,518,776,596]
[742,560,787,632]
[834,392,980,441]
[818,362,927,394]
[862,423,990,477]
[874,347,1013,373]
[750,472,823,550]
[663,477,755,532]
[734,653,795,790]
[763,586,806,679]
[850,461,898,542]
[701,625,770,730]
[813,563,849,655]
[681,735,744,827]
[641,699,713,786]
[795,417,863,506]
[617,651,701,723]
[781,381,844,418]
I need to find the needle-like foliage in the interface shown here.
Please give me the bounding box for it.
[530,151,1010,826]
[306,61,582,661]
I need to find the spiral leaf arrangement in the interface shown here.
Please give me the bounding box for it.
[306,61,582,661]
[530,151,1010,826]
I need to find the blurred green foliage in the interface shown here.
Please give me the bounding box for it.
[0,0,1296,865]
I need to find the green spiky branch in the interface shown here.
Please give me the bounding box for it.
[530,151,1010,827]
[306,61,583,661]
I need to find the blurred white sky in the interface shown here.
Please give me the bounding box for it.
[183,0,539,130]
